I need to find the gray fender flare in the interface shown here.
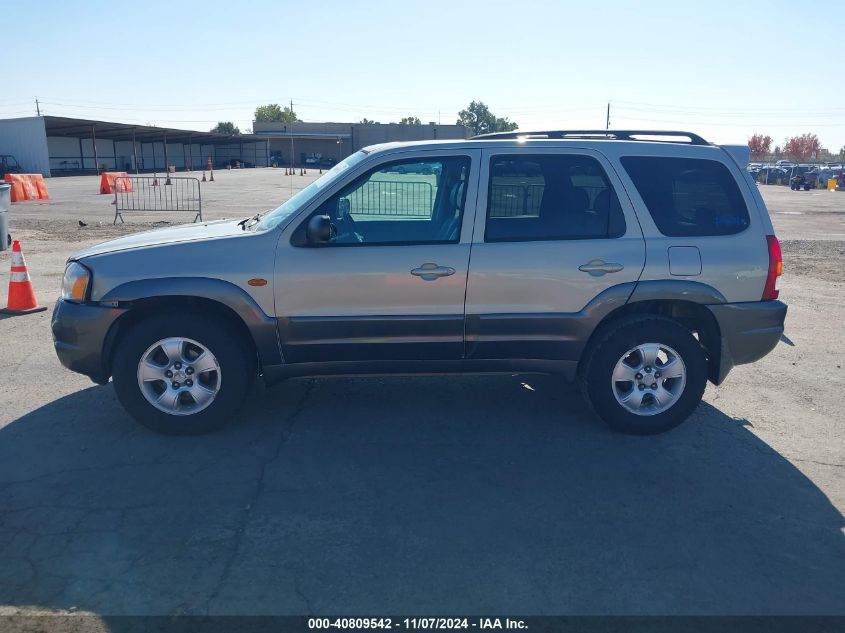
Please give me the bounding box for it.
[100,277,282,366]
[628,279,727,305]
[576,279,728,382]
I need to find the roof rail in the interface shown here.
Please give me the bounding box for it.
[472,129,710,145]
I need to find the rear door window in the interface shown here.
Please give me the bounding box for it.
[620,156,750,236]
[485,154,626,242]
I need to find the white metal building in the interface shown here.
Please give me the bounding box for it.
[0,116,270,176]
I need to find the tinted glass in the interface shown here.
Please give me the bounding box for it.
[620,156,750,236]
[256,150,369,231]
[485,154,626,242]
[298,156,470,246]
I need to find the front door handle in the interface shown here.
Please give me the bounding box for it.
[578,259,624,276]
[411,263,456,281]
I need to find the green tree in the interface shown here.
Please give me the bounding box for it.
[360,118,379,124]
[210,121,240,135]
[398,116,422,125]
[456,101,518,136]
[839,145,845,160]
[254,103,299,123]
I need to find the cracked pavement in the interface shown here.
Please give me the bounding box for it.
[0,174,843,616]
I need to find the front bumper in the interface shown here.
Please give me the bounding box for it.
[51,299,127,384]
[706,300,788,384]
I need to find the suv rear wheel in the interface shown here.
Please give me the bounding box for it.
[580,315,707,435]
[112,312,255,435]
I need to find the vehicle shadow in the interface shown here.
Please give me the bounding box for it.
[0,375,843,616]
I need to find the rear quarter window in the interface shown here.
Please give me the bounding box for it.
[620,156,750,237]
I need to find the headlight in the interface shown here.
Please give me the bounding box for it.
[61,261,91,302]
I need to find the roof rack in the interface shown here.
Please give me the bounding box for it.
[472,129,710,145]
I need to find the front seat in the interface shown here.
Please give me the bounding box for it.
[436,180,465,241]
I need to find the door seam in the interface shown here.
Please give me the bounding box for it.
[461,151,484,360]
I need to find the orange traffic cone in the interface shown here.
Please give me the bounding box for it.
[2,241,47,315]
[201,171,207,182]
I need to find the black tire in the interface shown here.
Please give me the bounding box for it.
[804,185,810,191]
[579,315,708,435]
[112,311,255,435]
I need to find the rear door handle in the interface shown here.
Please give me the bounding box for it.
[411,263,456,281]
[579,259,624,276]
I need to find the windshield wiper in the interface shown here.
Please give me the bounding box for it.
[239,212,263,230]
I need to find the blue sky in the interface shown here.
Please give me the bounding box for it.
[3,0,844,150]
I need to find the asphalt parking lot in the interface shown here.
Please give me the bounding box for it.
[0,170,844,616]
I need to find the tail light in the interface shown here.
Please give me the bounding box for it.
[762,235,782,300]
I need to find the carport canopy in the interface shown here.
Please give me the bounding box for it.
[43,115,266,145]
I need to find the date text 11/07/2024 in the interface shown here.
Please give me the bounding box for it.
[307,618,528,630]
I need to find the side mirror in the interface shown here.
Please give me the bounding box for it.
[306,214,334,244]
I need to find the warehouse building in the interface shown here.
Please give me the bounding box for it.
[0,116,270,177]
[0,116,469,176]
[253,121,468,166]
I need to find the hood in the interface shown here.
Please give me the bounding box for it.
[71,219,247,259]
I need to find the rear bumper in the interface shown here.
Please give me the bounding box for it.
[51,299,126,384]
[706,300,787,384]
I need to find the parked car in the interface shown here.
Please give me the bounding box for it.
[384,161,441,175]
[52,130,786,436]
[223,159,253,168]
[807,167,833,188]
[790,172,816,190]
[0,154,22,178]
[756,166,789,184]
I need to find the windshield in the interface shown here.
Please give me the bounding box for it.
[253,150,370,231]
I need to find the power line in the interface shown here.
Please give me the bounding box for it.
[613,114,845,128]
[613,99,845,115]
[617,105,845,119]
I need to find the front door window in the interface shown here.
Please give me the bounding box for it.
[298,156,470,246]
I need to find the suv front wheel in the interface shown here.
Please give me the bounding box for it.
[112,312,255,435]
[580,315,708,435]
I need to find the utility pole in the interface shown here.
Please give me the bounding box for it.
[289,99,295,171]
[35,98,41,116]
[606,102,610,130]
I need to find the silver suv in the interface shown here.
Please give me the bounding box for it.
[52,130,787,436]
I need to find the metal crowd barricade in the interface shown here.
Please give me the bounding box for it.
[113,176,202,224]
[349,180,434,218]
[489,183,544,217]
[489,183,606,217]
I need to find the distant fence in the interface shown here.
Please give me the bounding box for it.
[489,184,544,217]
[489,184,606,217]
[348,180,434,218]
[113,176,202,224]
